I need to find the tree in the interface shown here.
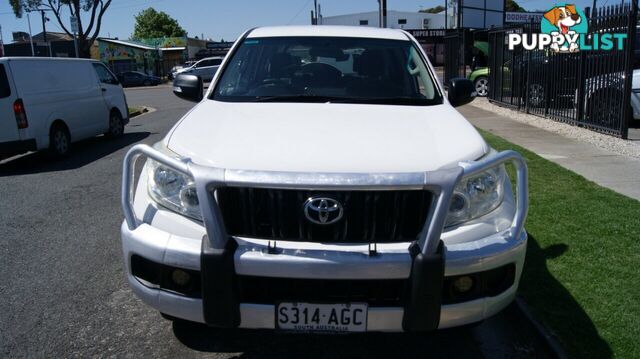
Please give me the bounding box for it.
[505,0,526,12]
[132,8,186,39]
[419,5,445,14]
[9,0,112,58]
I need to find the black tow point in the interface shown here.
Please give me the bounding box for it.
[201,236,241,327]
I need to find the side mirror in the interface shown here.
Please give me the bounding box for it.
[447,77,476,107]
[173,74,203,102]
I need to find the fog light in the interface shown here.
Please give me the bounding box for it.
[449,193,467,213]
[453,276,474,293]
[171,269,191,287]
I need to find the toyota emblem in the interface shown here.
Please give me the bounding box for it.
[303,197,344,225]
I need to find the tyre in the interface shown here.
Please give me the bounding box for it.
[143,80,151,86]
[473,76,489,97]
[586,90,624,127]
[49,123,70,157]
[105,110,124,138]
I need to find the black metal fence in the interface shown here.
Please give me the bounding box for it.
[488,2,637,138]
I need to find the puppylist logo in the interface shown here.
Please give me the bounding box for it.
[508,3,627,53]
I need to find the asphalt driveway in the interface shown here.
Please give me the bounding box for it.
[0,87,550,358]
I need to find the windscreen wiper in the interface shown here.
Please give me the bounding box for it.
[328,97,440,106]
[252,95,440,105]
[253,95,342,103]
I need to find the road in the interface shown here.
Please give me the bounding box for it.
[0,85,549,358]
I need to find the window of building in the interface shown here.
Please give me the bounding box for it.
[398,19,407,25]
[359,20,368,25]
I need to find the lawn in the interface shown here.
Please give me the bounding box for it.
[480,129,640,358]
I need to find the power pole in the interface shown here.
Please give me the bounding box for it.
[445,0,448,29]
[26,12,35,56]
[378,0,387,28]
[0,25,4,57]
[314,0,318,24]
[41,10,47,42]
[382,0,387,28]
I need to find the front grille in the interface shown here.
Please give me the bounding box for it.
[237,276,407,307]
[215,188,432,243]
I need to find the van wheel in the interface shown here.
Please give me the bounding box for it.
[49,124,70,157]
[106,111,124,138]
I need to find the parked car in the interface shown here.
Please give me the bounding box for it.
[121,26,528,333]
[0,57,128,159]
[631,67,640,121]
[468,67,489,97]
[117,71,162,87]
[171,56,222,82]
[168,61,196,80]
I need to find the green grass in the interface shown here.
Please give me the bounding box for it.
[128,107,143,116]
[480,129,640,358]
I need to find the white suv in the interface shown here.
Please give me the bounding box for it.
[121,26,528,333]
[172,57,223,82]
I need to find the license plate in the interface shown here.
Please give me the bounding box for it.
[276,303,368,332]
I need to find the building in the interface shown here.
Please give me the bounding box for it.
[321,10,447,29]
[4,31,77,57]
[187,37,208,60]
[95,37,211,76]
[95,36,209,76]
[194,41,234,59]
[320,11,450,65]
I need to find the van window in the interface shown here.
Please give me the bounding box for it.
[0,64,10,98]
[93,63,119,85]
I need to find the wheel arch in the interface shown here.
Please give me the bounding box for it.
[110,106,123,119]
[49,119,70,139]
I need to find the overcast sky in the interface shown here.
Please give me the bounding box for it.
[0,0,599,43]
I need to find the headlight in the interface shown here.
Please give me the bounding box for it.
[445,165,506,227]
[147,160,202,221]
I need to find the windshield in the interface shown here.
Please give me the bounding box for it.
[212,36,442,105]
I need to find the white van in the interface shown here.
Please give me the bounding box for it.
[0,57,128,159]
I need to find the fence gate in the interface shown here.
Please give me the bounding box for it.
[444,30,465,84]
[487,1,637,138]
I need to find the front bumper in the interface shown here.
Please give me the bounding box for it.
[122,221,526,330]
[121,145,528,331]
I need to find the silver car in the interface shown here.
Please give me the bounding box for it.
[173,57,223,82]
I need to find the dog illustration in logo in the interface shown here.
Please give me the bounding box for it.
[544,4,582,52]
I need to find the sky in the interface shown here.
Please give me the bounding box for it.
[0,0,599,43]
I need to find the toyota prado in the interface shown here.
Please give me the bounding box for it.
[121,26,528,333]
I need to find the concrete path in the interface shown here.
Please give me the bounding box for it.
[459,104,640,201]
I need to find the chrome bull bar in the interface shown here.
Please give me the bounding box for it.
[122,144,528,256]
